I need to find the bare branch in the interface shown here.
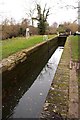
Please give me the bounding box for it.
[65,5,79,9]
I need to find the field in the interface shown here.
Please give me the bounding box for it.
[69,35,80,61]
[0,35,56,59]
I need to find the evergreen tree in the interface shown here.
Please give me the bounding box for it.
[32,4,50,35]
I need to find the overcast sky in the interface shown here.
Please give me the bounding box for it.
[0,0,79,25]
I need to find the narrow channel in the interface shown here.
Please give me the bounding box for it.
[6,46,63,119]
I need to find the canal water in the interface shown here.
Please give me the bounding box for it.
[3,47,64,119]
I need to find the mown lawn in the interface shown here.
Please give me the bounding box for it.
[0,35,56,59]
[69,35,80,61]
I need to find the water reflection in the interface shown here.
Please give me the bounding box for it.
[2,47,63,119]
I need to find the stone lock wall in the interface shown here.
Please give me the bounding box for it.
[1,36,66,119]
[1,36,66,86]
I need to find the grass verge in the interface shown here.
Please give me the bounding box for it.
[69,35,80,117]
[69,35,80,61]
[0,35,56,59]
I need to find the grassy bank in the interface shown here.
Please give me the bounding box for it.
[1,35,56,59]
[69,35,80,117]
[69,35,80,61]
